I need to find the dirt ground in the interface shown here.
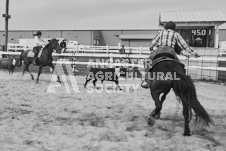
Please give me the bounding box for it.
[0,71,226,151]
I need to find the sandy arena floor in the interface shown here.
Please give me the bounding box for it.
[0,71,226,151]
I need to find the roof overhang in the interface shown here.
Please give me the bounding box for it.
[159,11,226,27]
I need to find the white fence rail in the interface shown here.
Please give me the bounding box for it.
[219,49,226,56]
[1,44,226,80]
[6,43,151,54]
[5,43,224,56]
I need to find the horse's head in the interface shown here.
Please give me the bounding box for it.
[48,38,62,54]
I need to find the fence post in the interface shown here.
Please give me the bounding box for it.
[106,45,109,55]
[219,49,222,56]
[139,46,142,55]
[76,44,78,53]
[186,56,189,75]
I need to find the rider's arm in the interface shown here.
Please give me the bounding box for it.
[149,31,161,51]
[176,33,197,56]
[40,38,46,45]
[35,36,45,45]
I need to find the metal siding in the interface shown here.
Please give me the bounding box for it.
[61,30,92,45]
[118,34,156,40]
[101,30,122,45]
[129,40,151,47]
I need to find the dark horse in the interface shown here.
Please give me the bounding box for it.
[141,53,213,136]
[17,38,62,83]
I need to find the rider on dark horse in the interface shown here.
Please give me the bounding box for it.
[142,21,200,88]
[33,31,46,65]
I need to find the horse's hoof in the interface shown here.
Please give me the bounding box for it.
[150,110,161,119]
[147,116,155,126]
[183,132,191,136]
[150,110,156,118]
[56,80,61,83]
[183,129,191,136]
[155,113,161,119]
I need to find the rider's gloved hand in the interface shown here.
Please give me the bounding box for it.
[194,53,200,58]
[149,48,154,54]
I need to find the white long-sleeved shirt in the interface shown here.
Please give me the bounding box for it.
[34,36,45,47]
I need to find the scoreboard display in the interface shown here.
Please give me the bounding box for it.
[178,28,214,47]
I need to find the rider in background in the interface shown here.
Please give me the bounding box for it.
[33,31,46,65]
[119,45,126,54]
[142,21,200,88]
[60,39,67,53]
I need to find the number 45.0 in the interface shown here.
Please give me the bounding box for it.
[192,29,206,36]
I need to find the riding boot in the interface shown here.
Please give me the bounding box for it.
[141,57,152,89]
[33,57,38,65]
[141,72,150,89]
[141,77,150,89]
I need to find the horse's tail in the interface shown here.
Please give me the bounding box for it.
[173,71,213,126]
[17,51,24,67]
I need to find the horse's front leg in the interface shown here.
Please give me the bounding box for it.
[49,63,61,83]
[36,65,43,83]
[92,79,98,89]
[115,80,122,90]
[182,101,191,136]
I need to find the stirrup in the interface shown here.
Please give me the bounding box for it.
[141,80,149,89]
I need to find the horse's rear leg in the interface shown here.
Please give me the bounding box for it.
[27,66,34,80]
[150,91,162,119]
[22,64,34,80]
[160,89,170,102]
[149,89,170,120]
[182,101,191,136]
[36,66,43,83]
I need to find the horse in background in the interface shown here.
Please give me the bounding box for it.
[141,52,213,136]
[0,57,20,74]
[17,38,62,83]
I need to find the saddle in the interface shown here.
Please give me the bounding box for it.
[27,50,35,57]
[149,52,184,72]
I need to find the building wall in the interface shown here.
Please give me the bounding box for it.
[100,30,123,46]
[61,30,92,45]
[122,30,159,35]
[0,30,93,46]
[1,29,226,47]
[125,39,151,47]
[0,31,34,44]
[219,29,226,42]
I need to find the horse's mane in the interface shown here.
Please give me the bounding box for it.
[43,43,51,50]
[43,38,56,50]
